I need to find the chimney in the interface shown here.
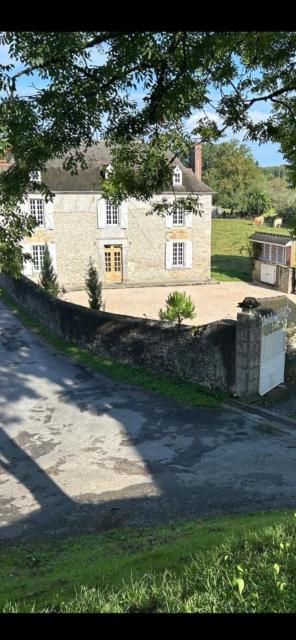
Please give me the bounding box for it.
[189,143,202,181]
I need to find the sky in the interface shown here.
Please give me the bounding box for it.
[0,42,285,167]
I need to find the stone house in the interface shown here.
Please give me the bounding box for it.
[17,142,213,290]
[250,231,296,293]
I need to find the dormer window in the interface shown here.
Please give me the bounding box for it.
[30,171,41,182]
[173,166,182,186]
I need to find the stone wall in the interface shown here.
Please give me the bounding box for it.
[0,273,236,391]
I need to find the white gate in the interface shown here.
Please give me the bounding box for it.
[259,310,287,396]
[261,263,276,285]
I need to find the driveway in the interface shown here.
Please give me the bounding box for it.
[1,298,296,541]
[64,281,296,326]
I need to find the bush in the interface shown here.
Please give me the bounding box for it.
[39,244,59,297]
[159,291,196,326]
[85,258,103,310]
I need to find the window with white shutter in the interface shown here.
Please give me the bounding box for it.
[184,241,192,268]
[22,245,33,276]
[106,201,120,226]
[44,200,54,229]
[172,206,184,226]
[32,245,45,272]
[172,242,184,267]
[30,199,45,226]
[165,241,173,269]
[97,198,106,228]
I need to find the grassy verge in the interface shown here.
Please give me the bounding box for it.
[211,219,288,281]
[1,510,296,613]
[0,286,224,407]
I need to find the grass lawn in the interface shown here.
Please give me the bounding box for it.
[211,218,289,282]
[2,509,296,613]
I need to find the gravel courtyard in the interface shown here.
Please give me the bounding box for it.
[64,281,296,325]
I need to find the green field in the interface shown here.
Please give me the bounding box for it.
[2,509,296,613]
[211,219,289,282]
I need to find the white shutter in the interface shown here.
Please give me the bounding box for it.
[22,245,33,276]
[19,198,29,215]
[184,211,192,227]
[97,197,106,228]
[185,241,192,268]
[166,212,173,228]
[120,201,128,228]
[48,242,57,272]
[165,241,173,269]
[44,199,54,229]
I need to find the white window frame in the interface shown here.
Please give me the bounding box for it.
[32,245,45,272]
[106,200,120,226]
[172,205,184,226]
[172,242,185,267]
[30,171,41,182]
[30,199,45,226]
[173,166,182,186]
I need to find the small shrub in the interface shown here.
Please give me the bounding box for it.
[85,258,103,311]
[39,244,59,297]
[159,291,196,327]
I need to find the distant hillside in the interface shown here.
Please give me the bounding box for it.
[260,165,289,179]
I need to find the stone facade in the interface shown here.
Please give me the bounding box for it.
[18,141,213,291]
[22,192,212,291]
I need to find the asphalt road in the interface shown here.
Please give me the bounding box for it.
[1,298,296,541]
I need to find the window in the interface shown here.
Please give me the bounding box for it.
[32,245,45,271]
[172,242,184,267]
[173,166,182,186]
[30,199,44,226]
[172,205,184,226]
[30,171,41,182]
[106,201,119,225]
[260,243,287,265]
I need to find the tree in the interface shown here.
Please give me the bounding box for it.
[85,258,103,310]
[245,188,272,217]
[39,244,59,297]
[2,31,296,269]
[159,291,196,327]
[202,141,267,214]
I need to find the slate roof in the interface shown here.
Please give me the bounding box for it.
[249,232,293,246]
[41,141,213,194]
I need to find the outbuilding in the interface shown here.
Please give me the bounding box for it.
[250,231,296,294]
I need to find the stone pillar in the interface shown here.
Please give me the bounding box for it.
[235,309,262,398]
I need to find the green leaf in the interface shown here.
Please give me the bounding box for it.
[233,577,245,595]
[236,564,244,574]
[273,563,280,575]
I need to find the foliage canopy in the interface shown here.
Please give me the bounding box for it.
[2,31,296,269]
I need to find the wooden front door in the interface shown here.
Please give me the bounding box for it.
[104,245,123,282]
